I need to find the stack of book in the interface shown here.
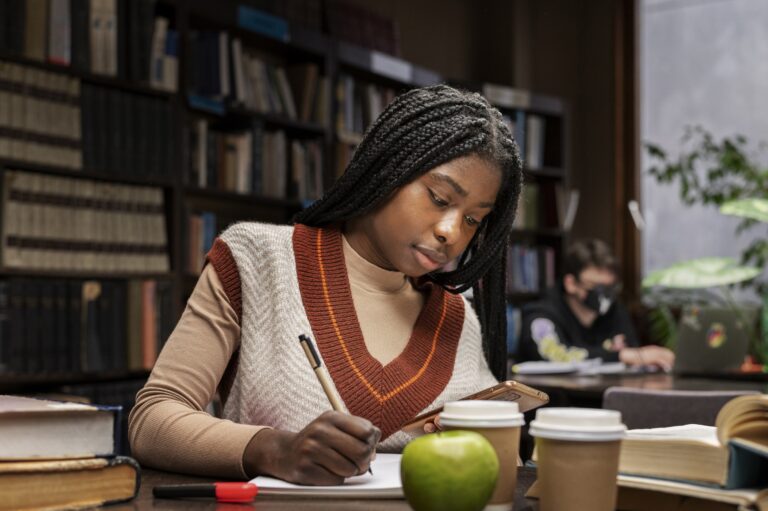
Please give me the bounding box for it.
[616,394,768,510]
[0,395,140,510]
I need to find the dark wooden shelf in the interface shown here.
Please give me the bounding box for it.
[186,1,330,59]
[0,51,176,99]
[507,291,544,302]
[336,41,442,88]
[186,94,328,137]
[510,228,566,238]
[0,370,151,391]
[0,158,175,188]
[523,167,566,179]
[0,268,175,280]
[184,186,303,208]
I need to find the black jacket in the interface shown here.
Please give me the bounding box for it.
[516,285,639,363]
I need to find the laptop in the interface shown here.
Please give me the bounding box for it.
[673,306,755,376]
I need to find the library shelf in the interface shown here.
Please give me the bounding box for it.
[523,167,566,180]
[0,158,176,188]
[186,94,328,137]
[336,41,442,88]
[0,51,176,100]
[0,268,175,280]
[510,228,567,239]
[0,370,152,392]
[183,186,303,209]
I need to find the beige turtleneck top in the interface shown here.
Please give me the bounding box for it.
[129,235,426,477]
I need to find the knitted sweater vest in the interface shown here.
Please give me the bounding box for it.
[208,222,497,451]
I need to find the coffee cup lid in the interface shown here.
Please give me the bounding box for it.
[529,408,626,441]
[439,400,525,428]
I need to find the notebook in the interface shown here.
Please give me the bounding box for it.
[673,307,754,376]
[250,453,403,498]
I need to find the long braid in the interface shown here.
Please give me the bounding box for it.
[295,85,523,380]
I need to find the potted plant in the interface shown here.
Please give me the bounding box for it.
[644,127,768,365]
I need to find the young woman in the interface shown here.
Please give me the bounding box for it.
[128,85,523,485]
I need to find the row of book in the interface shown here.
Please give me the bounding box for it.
[187,211,217,274]
[325,0,400,56]
[0,60,81,168]
[513,183,581,232]
[500,111,553,170]
[1,170,170,273]
[506,243,556,294]
[187,31,330,126]
[81,83,173,178]
[0,277,174,375]
[189,119,324,200]
[0,0,177,89]
[335,74,396,139]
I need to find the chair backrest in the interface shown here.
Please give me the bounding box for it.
[602,387,761,429]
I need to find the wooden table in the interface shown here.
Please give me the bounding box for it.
[108,467,540,510]
[514,372,768,408]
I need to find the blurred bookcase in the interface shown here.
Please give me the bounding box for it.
[0,0,570,433]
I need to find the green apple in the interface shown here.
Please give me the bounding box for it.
[400,430,499,511]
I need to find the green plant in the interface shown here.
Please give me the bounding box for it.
[645,126,768,293]
[644,128,768,362]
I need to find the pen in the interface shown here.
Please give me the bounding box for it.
[299,333,374,475]
[152,483,258,503]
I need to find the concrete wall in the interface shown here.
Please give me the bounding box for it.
[640,0,768,296]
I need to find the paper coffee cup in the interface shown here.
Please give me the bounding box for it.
[440,401,525,511]
[530,408,626,511]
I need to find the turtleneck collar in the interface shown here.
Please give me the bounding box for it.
[342,234,410,294]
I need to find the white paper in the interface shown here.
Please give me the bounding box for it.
[250,453,403,498]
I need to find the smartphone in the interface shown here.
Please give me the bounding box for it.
[400,380,549,436]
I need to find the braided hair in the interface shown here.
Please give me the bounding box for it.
[294,84,523,380]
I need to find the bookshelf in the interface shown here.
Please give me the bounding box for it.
[0,0,572,442]
[479,83,572,308]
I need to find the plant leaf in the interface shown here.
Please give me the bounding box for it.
[642,257,761,289]
[720,198,768,223]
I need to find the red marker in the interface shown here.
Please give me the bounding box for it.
[153,482,258,503]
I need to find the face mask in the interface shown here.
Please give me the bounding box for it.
[582,285,617,316]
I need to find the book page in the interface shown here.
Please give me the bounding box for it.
[626,425,720,447]
[716,395,768,446]
[250,453,403,498]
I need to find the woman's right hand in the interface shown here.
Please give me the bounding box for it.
[243,411,381,485]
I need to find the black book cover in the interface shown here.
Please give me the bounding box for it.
[116,0,128,79]
[23,280,42,374]
[6,0,26,55]
[70,0,90,72]
[137,0,157,83]
[8,280,25,373]
[111,281,127,371]
[68,281,83,372]
[38,280,56,373]
[0,0,8,53]
[134,96,149,178]
[53,280,70,373]
[0,281,9,373]
[94,280,111,372]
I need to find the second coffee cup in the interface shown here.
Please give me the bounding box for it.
[530,407,626,511]
[440,400,525,511]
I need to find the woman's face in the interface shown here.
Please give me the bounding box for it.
[345,155,502,277]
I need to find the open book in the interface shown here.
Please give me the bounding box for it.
[619,394,768,488]
[250,453,403,498]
